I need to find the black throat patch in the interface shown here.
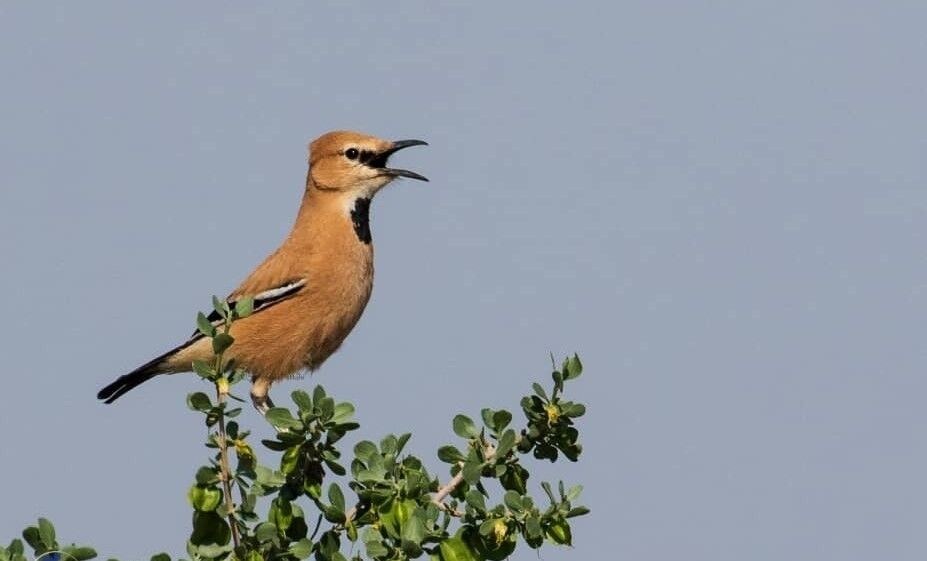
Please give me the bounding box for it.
[351,197,372,244]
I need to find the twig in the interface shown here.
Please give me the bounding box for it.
[309,513,324,541]
[215,362,241,548]
[431,440,496,515]
[432,471,465,506]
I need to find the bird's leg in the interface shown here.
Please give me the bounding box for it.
[250,378,274,415]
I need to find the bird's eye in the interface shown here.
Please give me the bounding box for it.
[345,148,359,160]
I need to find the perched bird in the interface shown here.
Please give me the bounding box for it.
[97,131,428,412]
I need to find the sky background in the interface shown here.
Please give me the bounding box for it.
[1,2,925,560]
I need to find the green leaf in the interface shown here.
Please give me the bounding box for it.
[345,521,358,543]
[499,463,528,494]
[495,430,516,457]
[452,414,478,439]
[211,295,227,318]
[280,446,301,475]
[480,408,495,429]
[462,459,482,485]
[396,432,412,454]
[331,402,356,424]
[60,546,97,561]
[545,519,572,545]
[261,439,289,451]
[21,527,40,552]
[317,531,341,560]
[37,518,55,548]
[291,389,312,412]
[401,508,428,546]
[524,514,543,549]
[470,522,516,561]
[477,519,496,537]
[328,483,346,512]
[191,360,214,379]
[465,490,486,513]
[196,312,216,337]
[562,402,586,418]
[439,535,479,561]
[265,407,304,430]
[323,456,347,476]
[377,501,400,540]
[437,445,465,464]
[312,385,327,405]
[254,522,278,544]
[565,484,583,501]
[379,433,397,456]
[541,481,556,504]
[225,421,240,440]
[186,392,212,412]
[228,367,247,384]
[503,491,523,512]
[288,539,313,560]
[566,506,591,518]
[212,333,234,355]
[522,515,541,542]
[354,440,378,464]
[531,383,548,400]
[189,511,231,546]
[318,396,335,420]
[563,354,583,379]
[364,538,389,559]
[379,499,416,540]
[255,465,286,488]
[190,543,232,559]
[552,369,564,389]
[188,484,223,512]
[234,296,254,318]
[150,554,171,561]
[323,505,345,524]
[270,498,294,531]
[492,410,513,432]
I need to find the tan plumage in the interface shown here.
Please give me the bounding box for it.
[98,131,428,412]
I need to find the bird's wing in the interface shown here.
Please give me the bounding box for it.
[192,278,308,337]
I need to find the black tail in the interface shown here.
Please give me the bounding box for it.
[97,340,193,404]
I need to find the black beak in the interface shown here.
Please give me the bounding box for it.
[377,139,429,182]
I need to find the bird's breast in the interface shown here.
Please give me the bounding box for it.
[297,236,374,371]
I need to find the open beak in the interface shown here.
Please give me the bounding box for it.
[377,139,429,182]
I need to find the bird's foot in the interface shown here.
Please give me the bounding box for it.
[251,393,275,416]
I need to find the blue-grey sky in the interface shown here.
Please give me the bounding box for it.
[1,2,925,560]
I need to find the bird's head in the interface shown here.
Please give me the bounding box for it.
[307,131,428,197]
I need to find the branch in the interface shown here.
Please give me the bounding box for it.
[432,471,465,506]
[215,366,241,548]
[431,440,496,514]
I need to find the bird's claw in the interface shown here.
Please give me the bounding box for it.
[251,393,275,416]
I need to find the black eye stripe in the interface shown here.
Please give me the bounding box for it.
[360,150,374,163]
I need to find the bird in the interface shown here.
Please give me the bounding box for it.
[97,130,429,413]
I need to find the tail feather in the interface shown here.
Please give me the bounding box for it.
[97,340,194,403]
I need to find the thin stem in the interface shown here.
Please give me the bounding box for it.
[431,440,497,513]
[309,513,324,541]
[215,350,241,549]
[432,471,465,505]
